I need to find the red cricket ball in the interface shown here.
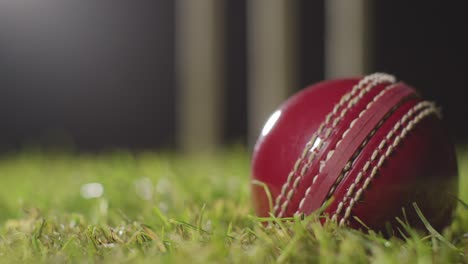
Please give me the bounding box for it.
[251,73,458,233]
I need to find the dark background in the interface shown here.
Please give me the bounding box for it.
[373,1,468,142]
[0,1,467,152]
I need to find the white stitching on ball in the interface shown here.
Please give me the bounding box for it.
[273,73,396,217]
[334,102,438,226]
[331,101,434,222]
[278,74,397,217]
[293,82,399,215]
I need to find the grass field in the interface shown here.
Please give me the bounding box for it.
[0,147,466,263]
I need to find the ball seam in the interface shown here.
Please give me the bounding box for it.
[329,100,434,222]
[274,73,396,217]
[299,83,410,216]
[334,102,439,226]
[294,82,400,215]
[333,101,434,222]
[273,74,383,215]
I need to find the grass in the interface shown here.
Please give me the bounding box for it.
[0,146,466,263]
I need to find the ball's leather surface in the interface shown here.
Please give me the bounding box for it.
[251,74,458,233]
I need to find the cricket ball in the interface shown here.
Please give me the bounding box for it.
[251,73,458,232]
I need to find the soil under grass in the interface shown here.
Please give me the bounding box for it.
[0,147,466,263]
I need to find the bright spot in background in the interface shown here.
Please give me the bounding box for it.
[156,178,171,194]
[134,177,153,201]
[261,110,282,136]
[80,182,104,199]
